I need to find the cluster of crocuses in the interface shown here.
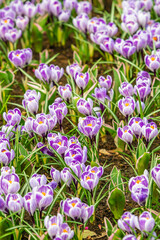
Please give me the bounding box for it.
[0,0,92,43]
[0,167,56,215]
[8,48,32,68]
[38,133,103,191]
[118,210,157,239]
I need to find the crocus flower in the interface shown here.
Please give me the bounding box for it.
[58,84,72,102]
[50,64,64,85]
[129,173,149,192]
[23,96,39,115]
[69,161,85,178]
[0,196,6,212]
[16,16,29,31]
[117,126,133,144]
[57,222,75,239]
[0,138,10,149]
[1,173,20,195]
[48,133,68,156]
[0,17,14,28]
[136,76,151,86]
[63,0,77,10]
[73,13,89,33]
[64,145,87,165]
[123,235,137,240]
[49,0,62,17]
[0,7,16,19]
[114,38,125,55]
[100,37,114,54]
[50,168,61,184]
[134,83,151,102]
[128,117,145,138]
[44,214,63,239]
[23,192,37,216]
[78,116,102,139]
[6,193,23,212]
[118,97,135,117]
[33,185,53,211]
[118,212,136,233]
[23,1,37,18]
[77,98,93,116]
[85,166,104,178]
[8,49,32,68]
[80,170,100,191]
[119,82,134,97]
[136,101,145,114]
[142,122,158,143]
[61,168,73,186]
[0,148,15,165]
[135,211,155,234]
[144,54,160,72]
[37,142,54,157]
[87,17,106,34]
[1,166,15,177]
[29,174,47,189]
[75,72,90,90]
[131,186,149,206]
[35,63,51,84]
[140,0,153,11]
[61,197,94,223]
[137,71,151,80]
[3,108,21,126]
[151,164,160,188]
[98,75,112,90]
[90,29,109,45]
[10,0,24,15]
[105,22,118,37]
[49,100,68,126]
[121,20,139,35]
[24,117,34,137]
[137,11,150,28]
[76,1,92,15]
[66,63,81,78]
[121,40,136,58]
[5,28,22,43]
[58,10,71,22]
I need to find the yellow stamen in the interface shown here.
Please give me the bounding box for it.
[124,130,127,133]
[72,154,75,157]
[71,203,76,207]
[153,36,158,41]
[2,150,6,153]
[136,180,141,184]
[39,121,43,124]
[58,142,61,145]
[4,20,8,23]
[150,126,154,129]
[86,176,91,180]
[42,192,46,196]
[52,223,57,226]
[135,121,138,123]
[151,57,155,61]
[91,170,95,173]
[125,103,129,106]
[63,229,68,233]
[87,123,92,127]
[9,181,12,184]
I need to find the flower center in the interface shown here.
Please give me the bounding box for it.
[2,150,6,153]
[63,88,66,91]
[58,142,61,145]
[124,217,130,220]
[39,121,43,124]
[124,130,127,133]
[72,154,75,157]
[87,123,92,127]
[125,103,129,106]
[80,75,84,78]
[9,180,12,184]
[4,20,8,23]
[52,223,57,225]
[71,203,76,207]
[63,229,68,233]
[150,125,154,129]
[151,57,155,61]
[136,180,141,184]
[153,36,158,41]
[135,121,139,123]
[86,176,91,180]
[42,192,46,196]
[91,170,95,173]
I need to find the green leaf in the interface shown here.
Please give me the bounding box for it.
[0,217,12,240]
[107,188,125,219]
[136,152,150,175]
[82,230,96,238]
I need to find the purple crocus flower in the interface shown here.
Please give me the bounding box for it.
[0,138,10,149]
[49,0,62,17]
[37,142,55,157]
[140,0,153,11]
[61,167,73,186]
[87,17,106,34]
[119,82,134,97]
[16,16,29,31]
[33,185,53,211]
[69,161,85,178]
[57,222,74,239]
[144,54,160,72]
[50,168,61,184]
[151,164,160,188]
[134,83,151,101]
[118,212,136,233]
[77,98,93,116]
[58,10,71,22]
[92,87,108,103]
[0,148,15,165]
[136,76,151,86]
[85,166,103,178]
[129,173,149,192]
[0,196,6,213]
[35,63,51,84]
[76,1,92,15]
[121,40,136,58]
[0,7,16,19]
[1,166,15,177]
[90,29,109,45]
[22,96,39,115]
[61,197,94,223]
[58,84,72,102]
[8,48,32,68]
[98,75,112,90]
[48,133,68,156]
[131,186,149,206]
[117,126,133,144]
[75,72,90,90]
[5,28,22,43]
[128,117,145,138]
[23,1,37,18]
[63,0,77,10]
[50,64,64,84]
[78,116,102,140]
[114,38,125,55]
[66,63,81,78]
[123,235,137,240]
[106,22,118,37]
[10,0,24,15]
[73,13,89,33]
[154,1,160,16]
[136,101,145,114]
[23,192,37,216]
[44,214,63,239]
[121,19,139,35]
[1,173,20,195]
[118,97,135,117]
[29,174,47,189]
[137,11,150,28]
[64,145,87,165]
[6,193,23,213]
[49,100,68,126]
[135,211,155,234]
[24,117,34,137]
[0,18,14,28]
[100,37,114,54]
[80,170,100,191]
[142,122,158,143]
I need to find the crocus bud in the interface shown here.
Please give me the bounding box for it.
[118,97,135,117]
[58,84,72,102]
[118,212,136,233]
[61,168,73,186]
[117,126,133,144]
[49,100,67,126]
[136,101,145,114]
[29,174,47,189]
[128,117,145,138]
[35,63,51,84]
[137,11,150,28]
[23,192,37,216]
[16,16,29,31]
[119,82,134,97]
[5,28,22,43]
[48,133,68,156]
[75,72,90,90]
[76,1,92,15]
[77,98,93,116]
[135,211,155,234]
[73,13,89,33]
[50,64,64,84]
[6,193,23,212]
[50,168,61,184]
[33,185,53,211]
[98,75,112,90]
[1,173,20,195]
[134,83,151,102]
[23,1,37,18]
[58,10,71,22]
[100,37,114,54]
[49,0,62,17]
[142,122,158,143]
[22,96,39,114]
[151,164,160,188]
